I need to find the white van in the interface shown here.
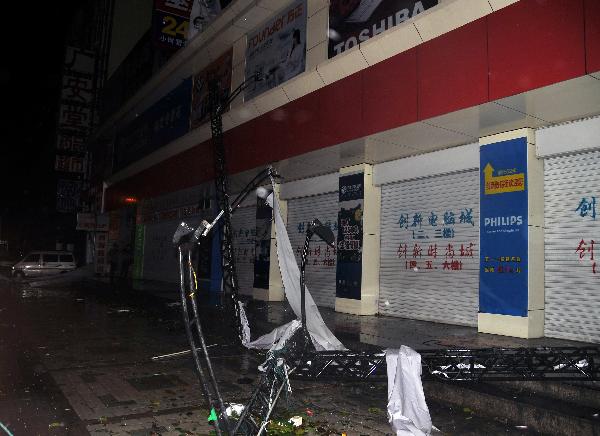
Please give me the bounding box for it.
[12,251,77,279]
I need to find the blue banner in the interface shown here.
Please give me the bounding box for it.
[115,78,192,171]
[479,137,528,316]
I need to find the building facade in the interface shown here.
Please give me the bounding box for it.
[89,0,600,343]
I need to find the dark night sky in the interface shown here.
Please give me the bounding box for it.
[1,1,79,216]
[0,1,81,249]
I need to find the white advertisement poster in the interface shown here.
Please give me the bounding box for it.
[244,0,307,101]
[187,0,232,40]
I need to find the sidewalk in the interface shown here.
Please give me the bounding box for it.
[3,274,599,434]
[97,275,596,352]
[78,275,600,435]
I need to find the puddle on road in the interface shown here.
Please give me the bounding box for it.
[20,287,75,300]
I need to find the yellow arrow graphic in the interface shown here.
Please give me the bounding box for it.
[484,163,525,195]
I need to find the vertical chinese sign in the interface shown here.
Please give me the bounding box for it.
[480,137,529,316]
[55,46,95,213]
[336,173,364,300]
[573,196,597,275]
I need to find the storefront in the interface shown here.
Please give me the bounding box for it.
[376,145,480,326]
[137,184,216,287]
[282,174,339,308]
[230,200,257,296]
[539,116,600,343]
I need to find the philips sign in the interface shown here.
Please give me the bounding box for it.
[484,215,523,227]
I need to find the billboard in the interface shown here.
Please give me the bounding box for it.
[336,172,364,300]
[115,78,192,171]
[328,0,438,58]
[154,0,193,49]
[188,0,233,40]
[479,137,529,317]
[244,0,307,101]
[190,49,232,129]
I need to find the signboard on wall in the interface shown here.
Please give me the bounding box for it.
[154,0,192,49]
[188,0,233,40]
[56,46,95,143]
[55,46,96,213]
[328,0,438,58]
[244,0,307,101]
[56,179,83,213]
[479,137,529,317]
[154,10,189,49]
[253,200,272,289]
[190,49,232,129]
[115,78,192,171]
[336,173,364,300]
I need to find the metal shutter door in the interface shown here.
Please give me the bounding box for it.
[143,217,202,283]
[287,192,338,308]
[379,170,480,326]
[544,150,600,343]
[231,205,256,296]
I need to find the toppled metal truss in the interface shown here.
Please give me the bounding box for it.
[291,347,599,382]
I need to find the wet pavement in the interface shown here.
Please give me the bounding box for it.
[0,274,552,435]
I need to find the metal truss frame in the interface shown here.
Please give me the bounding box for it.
[292,347,599,382]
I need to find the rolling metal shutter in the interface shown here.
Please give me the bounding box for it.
[379,170,480,326]
[544,150,600,343]
[143,217,203,283]
[231,205,256,296]
[287,192,338,308]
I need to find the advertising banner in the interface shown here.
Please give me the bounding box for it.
[156,0,193,16]
[154,0,193,49]
[190,49,232,129]
[245,0,307,101]
[188,0,232,40]
[479,137,529,316]
[336,173,364,300]
[154,10,189,49]
[115,78,192,171]
[254,200,272,289]
[328,0,438,58]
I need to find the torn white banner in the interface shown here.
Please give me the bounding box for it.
[239,186,345,352]
[386,346,434,436]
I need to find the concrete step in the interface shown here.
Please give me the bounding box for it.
[487,380,600,410]
[424,380,600,436]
